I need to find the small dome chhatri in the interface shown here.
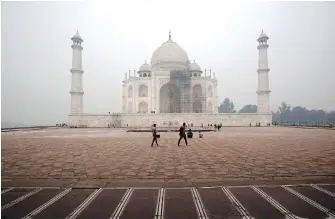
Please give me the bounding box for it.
[257,29,269,42]
[139,60,151,72]
[71,30,83,42]
[189,60,202,72]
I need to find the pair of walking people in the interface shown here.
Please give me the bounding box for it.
[151,123,188,147]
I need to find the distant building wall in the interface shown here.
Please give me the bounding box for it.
[69,113,272,128]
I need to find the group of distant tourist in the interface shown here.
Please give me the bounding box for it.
[201,123,222,131]
[249,122,277,127]
[56,123,67,127]
[254,122,261,127]
[214,124,222,131]
[248,121,332,127]
[278,122,333,128]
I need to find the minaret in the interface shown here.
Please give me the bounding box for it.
[256,30,271,114]
[69,31,84,114]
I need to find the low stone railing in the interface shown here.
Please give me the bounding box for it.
[1,125,56,132]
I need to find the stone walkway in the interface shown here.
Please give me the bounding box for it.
[2,127,335,187]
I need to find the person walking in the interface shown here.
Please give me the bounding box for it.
[178,122,188,146]
[151,124,158,147]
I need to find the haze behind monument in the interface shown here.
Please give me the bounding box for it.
[1,1,334,127]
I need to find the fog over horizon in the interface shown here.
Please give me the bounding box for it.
[1,1,335,126]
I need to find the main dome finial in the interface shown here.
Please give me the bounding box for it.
[169,29,171,40]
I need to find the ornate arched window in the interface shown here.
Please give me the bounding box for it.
[128,102,133,113]
[208,85,213,97]
[138,84,148,97]
[139,101,148,113]
[128,85,133,98]
[192,84,202,98]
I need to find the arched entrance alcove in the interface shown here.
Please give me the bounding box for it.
[128,102,133,113]
[192,84,203,113]
[159,83,180,113]
[138,85,148,97]
[139,101,148,113]
[208,85,213,97]
[193,101,202,113]
[208,102,213,113]
[128,85,133,98]
[192,84,202,98]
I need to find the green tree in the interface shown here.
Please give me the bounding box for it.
[239,104,257,113]
[272,111,279,122]
[273,101,334,125]
[327,111,335,124]
[218,98,235,113]
[290,106,308,123]
[278,102,291,114]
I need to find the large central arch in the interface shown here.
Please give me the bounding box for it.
[159,83,180,113]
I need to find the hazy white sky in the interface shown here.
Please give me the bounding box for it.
[1,0,335,125]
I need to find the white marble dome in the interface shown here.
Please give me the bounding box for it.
[151,37,189,68]
[138,61,151,72]
[189,62,201,72]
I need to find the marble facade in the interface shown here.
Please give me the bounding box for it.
[69,113,272,128]
[68,31,272,128]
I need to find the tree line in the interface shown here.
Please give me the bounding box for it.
[218,98,335,124]
[218,98,257,113]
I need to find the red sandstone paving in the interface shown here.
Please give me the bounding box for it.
[1,127,335,187]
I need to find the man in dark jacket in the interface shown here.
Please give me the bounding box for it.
[151,124,158,147]
[178,122,188,146]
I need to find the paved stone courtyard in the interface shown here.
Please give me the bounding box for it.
[2,127,335,187]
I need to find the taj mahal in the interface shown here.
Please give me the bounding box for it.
[68,31,272,128]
